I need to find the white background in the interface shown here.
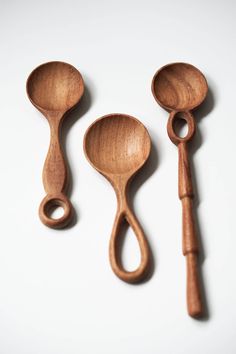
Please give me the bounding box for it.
[0,0,235,353]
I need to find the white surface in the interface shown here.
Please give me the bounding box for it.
[0,0,235,353]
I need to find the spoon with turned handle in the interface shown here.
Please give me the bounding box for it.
[84,114,151,283]
[27,61,84,228]
[152,62,208,317]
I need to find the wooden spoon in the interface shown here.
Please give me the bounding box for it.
[152,62,208,317]
[84,114,151,283]
[26,61,84,228]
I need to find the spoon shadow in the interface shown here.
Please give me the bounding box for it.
[118,136,159,284]
[188,86,215,320]
[60,84,93,229]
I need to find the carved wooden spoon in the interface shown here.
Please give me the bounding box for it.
[152,63,208,317]
[84,114,151,283]
[27,61,84,228]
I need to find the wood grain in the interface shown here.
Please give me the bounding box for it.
[84,114,151,283]
[26,61,84,228]
[152,62,208,317]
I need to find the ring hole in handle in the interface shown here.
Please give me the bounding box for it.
[44,199,66,220]
[116,218,141,272]
[109,209,150,283]
[173,116,189,138]
[39,194,73,228]
[167,111,196,145]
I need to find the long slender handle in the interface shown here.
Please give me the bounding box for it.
[109,204,150,283]
[39,118,73,228]
[167,111,203,317]
[178,141,203,317]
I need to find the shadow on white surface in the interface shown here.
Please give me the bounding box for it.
[127,138,159,283]
[60,84,93,228]
[189,86,215,320]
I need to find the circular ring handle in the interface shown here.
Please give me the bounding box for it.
[167,111,196,145]
[39,193,73,229]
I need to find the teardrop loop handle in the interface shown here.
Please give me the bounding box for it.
[109,207,150,283]
[39,193,73,229]
[167,111,196,146]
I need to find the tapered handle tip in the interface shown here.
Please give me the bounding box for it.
[186,253,203,317]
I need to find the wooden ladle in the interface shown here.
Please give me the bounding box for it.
[152,63,208,317]
[26,61,84,228]
[84,114,151,283]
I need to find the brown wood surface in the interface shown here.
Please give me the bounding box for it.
[84,114,151,283]
[26,61,84,228]
[152,62,208,317]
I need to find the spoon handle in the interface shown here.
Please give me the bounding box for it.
[109,201,150,283]
[167,111,203,317]
[179,142,203,317]
[39,117,73,228]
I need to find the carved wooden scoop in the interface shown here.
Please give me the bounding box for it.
[152,63,208,317]
[27,61,84,228]
[84,114,151,283]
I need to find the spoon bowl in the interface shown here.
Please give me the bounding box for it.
[152,62,208,112]
[27,61,84,112]
[84,114,151,283]
[84,114,150,176]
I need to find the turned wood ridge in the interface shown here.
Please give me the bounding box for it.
[26,61,84,228]
[152,63,208,317]
[84,114,151,283]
